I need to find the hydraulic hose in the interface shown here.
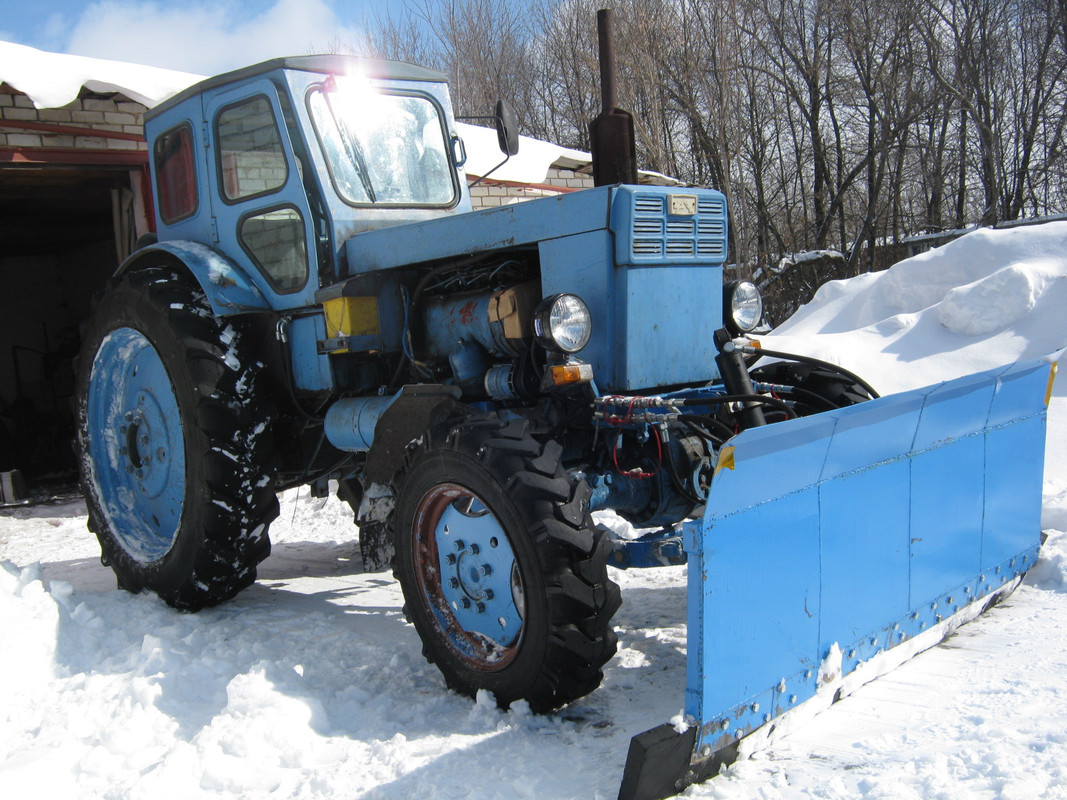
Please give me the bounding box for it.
[739,344,880,399]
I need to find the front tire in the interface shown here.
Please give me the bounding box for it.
[75,266,278,610]
[393,418,620,712]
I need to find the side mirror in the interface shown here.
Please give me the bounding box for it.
[495,100,520,157]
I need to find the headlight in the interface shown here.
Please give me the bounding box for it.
[724,280,762,334]
[533,293,592,353]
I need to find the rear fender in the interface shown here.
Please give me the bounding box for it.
[619,356,1055,800]
[118,242,271,315]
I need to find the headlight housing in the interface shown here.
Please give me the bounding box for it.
[533,293,592,353]
[724,280,763,334]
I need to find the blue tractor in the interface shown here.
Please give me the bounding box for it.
[75,55,1052,799]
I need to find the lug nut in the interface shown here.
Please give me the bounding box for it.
[475,602,486,613]
[449,578,459,589]
[470,543,480,555]
[482,564,493,577]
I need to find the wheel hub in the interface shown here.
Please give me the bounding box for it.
[119,389,174,499]
[430,493,524,650]
[86,327,186,563]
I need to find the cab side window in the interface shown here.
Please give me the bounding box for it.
[216,95,288,202]
[154,123,197,223]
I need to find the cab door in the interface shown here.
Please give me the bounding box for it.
[203,79,320,311]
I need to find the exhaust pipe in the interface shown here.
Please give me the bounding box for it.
[589,8,637,186]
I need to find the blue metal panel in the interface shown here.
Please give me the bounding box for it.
[684,489,822,723]
[983,362,1049,567]
[539,229,616,384]
[289,315,334,391]
[143,97,215,248]
[614,265,724,389]
[680,358,1051,761]
[344,188,615,274]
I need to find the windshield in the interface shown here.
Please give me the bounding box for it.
[308,80,457,207]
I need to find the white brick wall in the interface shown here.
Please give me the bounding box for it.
[0,91,148,151]
[468,167,593,211]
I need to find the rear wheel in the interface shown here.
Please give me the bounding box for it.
[393,418,620,711]
[76,266,277,610]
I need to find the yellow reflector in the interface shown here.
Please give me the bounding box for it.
[714,445,736,476]
[550,363,593,386]
[1047,361,1059,407]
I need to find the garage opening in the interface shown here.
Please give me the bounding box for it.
[0,161,144,499]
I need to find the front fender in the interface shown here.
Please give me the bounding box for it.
[117,241,271,315]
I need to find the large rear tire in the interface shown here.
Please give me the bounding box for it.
[393,417,620,712]
[75,267,277,610]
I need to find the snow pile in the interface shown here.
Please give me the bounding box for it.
[1030,530,1067,592]
[0,563,60,689]
[765,222,1067,390]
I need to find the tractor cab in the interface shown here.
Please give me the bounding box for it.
[143,56,477,313]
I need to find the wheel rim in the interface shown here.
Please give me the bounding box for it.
[411,483,525,671]
[86,327,186,563]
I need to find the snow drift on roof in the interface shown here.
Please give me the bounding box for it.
[0,40,202,109]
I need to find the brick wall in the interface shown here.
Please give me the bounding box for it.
[0,86,148,152]
[468,166,593,210]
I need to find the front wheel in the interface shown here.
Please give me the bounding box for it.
[393,418,620,712]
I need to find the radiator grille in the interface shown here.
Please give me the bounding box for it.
[630,191,727,263]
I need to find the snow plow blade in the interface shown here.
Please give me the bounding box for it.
[618,357,1055,800]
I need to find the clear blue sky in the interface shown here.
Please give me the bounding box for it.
[0,0,421,75]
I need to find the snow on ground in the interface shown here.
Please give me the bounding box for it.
[2,223,1067,799]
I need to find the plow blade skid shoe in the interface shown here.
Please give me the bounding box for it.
[618,357,1055,800]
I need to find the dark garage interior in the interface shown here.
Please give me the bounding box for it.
[0,162,136,497]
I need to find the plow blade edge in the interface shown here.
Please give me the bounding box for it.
[618,357,1055,800]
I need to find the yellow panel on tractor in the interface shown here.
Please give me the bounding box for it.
[324,296,380,353]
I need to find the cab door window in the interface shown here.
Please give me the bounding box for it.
[214,94,308,293]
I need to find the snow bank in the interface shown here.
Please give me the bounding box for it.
[762,222,1067,526]
[0,562,60,688]
[766,223,1067,388]
[1030,530,1067,592]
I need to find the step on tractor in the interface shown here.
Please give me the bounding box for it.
[75,52,1054,800]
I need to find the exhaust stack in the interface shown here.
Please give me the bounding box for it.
[589,8,637,186]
